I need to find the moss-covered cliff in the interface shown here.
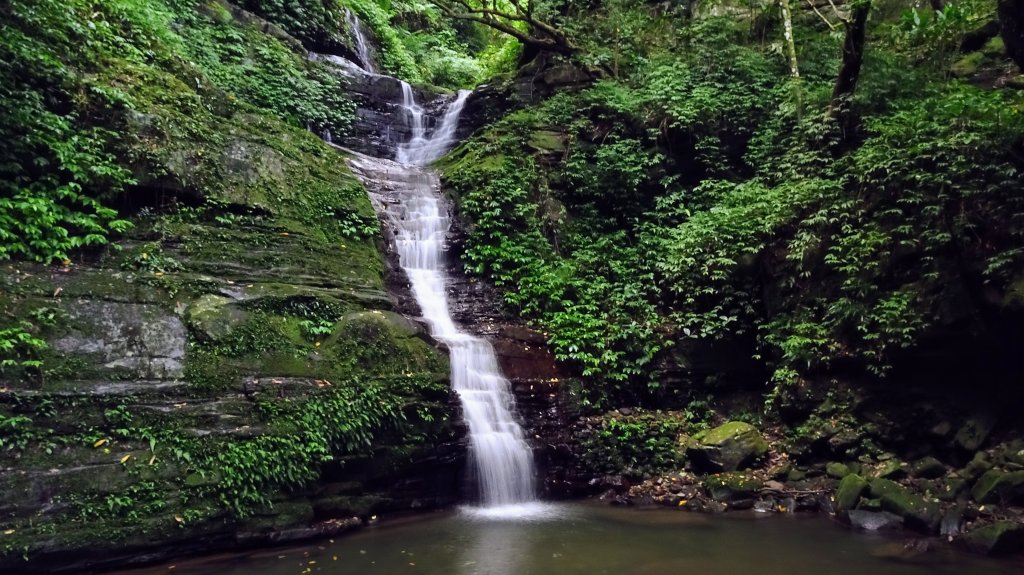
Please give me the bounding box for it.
[0,0,464,571]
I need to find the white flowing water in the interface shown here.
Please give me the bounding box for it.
[349,89,542,515]
[344,9,377,74]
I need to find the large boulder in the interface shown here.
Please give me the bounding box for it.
[971,470,1024,504]
[848,510,903,531]
[835,473,869,511]
[686,421,769,472]
[869,478,941,533]
[704,472,762,502]
[963,521,1024,555]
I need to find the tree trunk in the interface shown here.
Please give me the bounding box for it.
[780,0,800,79]
[1000,0,1024,70]
[829,1,870,137]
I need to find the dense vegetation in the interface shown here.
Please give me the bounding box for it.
[3,0,1024,566]
[442,0,1024,410]
[0,0,504,266]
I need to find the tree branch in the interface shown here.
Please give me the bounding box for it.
[430,0,577,54]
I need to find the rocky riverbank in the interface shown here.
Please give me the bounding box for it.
[574,409,1024,558]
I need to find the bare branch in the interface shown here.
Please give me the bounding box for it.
[804,0,838,30]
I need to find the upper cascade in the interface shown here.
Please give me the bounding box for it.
[396,85,471,166]
[344,9,377,74]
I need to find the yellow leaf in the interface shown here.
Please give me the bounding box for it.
[314,342,321,347]
[119,454,131,464]
[154,272,164,277]
[280,232,289,236]
[3,529,15,535]
[94,438,108,448]
[678,500,687,506]
[174,516,184,524]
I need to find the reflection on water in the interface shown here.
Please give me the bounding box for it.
[460,520,522,575]
[117,503,1020,575]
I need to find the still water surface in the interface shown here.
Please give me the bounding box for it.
[123,503,1019,575]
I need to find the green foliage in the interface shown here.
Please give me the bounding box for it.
[641,20,780,172]
[578,410,684,478]
[299,319,335,340]
[0,0,141,263]
[120,242,183,273]
[892,0,994,70]
[196,382,404,516]
[0,323,48,373]
[444,5,1024,410]
[175,4,356,136]
[0,413,36,452]
[0,0,360,264]
[444,91,671,398]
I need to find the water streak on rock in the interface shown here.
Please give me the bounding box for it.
[344,9,377,73]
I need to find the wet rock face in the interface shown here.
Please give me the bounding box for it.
[313,54,449,159]
[54,301,187,379]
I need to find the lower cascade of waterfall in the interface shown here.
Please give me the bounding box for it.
[347,85,553,519]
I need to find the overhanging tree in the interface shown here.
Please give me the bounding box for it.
[428,0,577,55]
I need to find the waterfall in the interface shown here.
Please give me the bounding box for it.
[348,88,540,513]
[396,85,469,166]
[345,9,377,74]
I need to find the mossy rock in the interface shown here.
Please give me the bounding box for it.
[982,36,1006,57]
[688,421,769,472]
[951,51,986,77]
[186,294,250,342]
[971,470,1024,504]
[527,130,565,152]
[911,456,946,479]
[876,459,909,480]
[964,452,994,482]
[869,478,941,533]
[921,477,968,502]
[835,473,869,511]
[826,462,851,479]
[963,521,1024,555]
[705,472,762,502]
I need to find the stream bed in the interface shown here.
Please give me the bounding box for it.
[119,503,1019,575]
